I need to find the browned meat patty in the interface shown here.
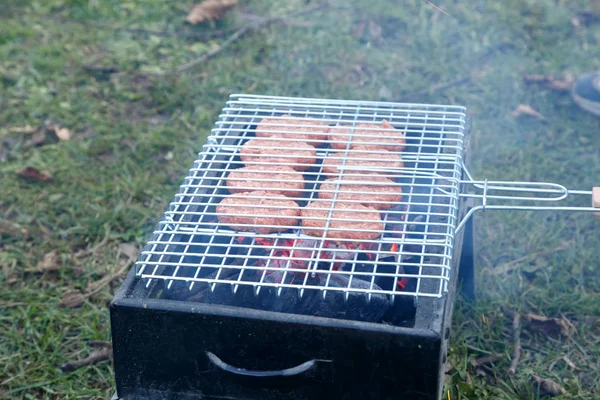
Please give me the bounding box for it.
[226,165,305,198]
[318,175,402,210]
[301,200,383,241]
[255,115,329,145]
[217,191,300,234]
[328,120,406,151]
[240,138,317,171]
[321,146,404,176]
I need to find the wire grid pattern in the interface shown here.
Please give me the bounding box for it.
[136,94,467,300]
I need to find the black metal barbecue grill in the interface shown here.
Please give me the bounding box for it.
[110,95,599,400]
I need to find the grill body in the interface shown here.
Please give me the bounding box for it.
[111,231,468,400]
[110,95,473,399]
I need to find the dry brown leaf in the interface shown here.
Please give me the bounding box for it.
[24,130,50,147]
[119,242,139,262]
[547,79,572,91]
[0,220,28,237]
[523,74,573,92]
[523,313,571,336]
[470,354,503,368]
[512,104,545,120]
[60,290,86,308]
[24,122,71,147]
[7,125,36,133]
[35,250,61,272]
[54,126,71,141]
[16,167,53,183]
[532,375,566,397]
[523,74,549,83]
[186,0,238,24]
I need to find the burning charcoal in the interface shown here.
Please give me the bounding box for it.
[257,273,390,322]
[253,273,319,314]
[191,268,264,308]
[197,269,390,323]
[324,274,390,322]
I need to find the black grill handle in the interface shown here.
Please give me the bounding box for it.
[206,351,320,377]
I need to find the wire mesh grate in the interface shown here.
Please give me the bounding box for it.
[136,94,467,300]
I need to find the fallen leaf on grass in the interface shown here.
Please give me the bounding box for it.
[523,74,573,92]
[532,375,566,397]
[186,0,238,24]
[523,74,548,83]
[60,290,86,308]
[547,79,573,91]
[34,250,61,272]
[0,219,28,237]
[54,126,71,141]
[60,341,112,373]
[470,354,503,368]
[118,242,139,262]
[512,104,545,120]
[0,302,27,308]
[24,129,49,147]
[16,167,53,183]
[23,122,71,147]
[523,313,571,336]
[6,125,36,134]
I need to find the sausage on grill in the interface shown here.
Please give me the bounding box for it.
[226,165,305,198]
[217,191,301,234]
[321,146,403,176]
[301,200,383,242]
[318,175,402,210]
[328,120,406,151]
[256,115,329,145]
[240,138,317,171]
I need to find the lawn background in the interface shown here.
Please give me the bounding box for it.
[1,0,599,399]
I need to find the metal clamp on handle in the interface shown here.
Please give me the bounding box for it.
[206,351,321,378]
[456,164,599,233]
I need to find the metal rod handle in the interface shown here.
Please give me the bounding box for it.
[456,164,599,233]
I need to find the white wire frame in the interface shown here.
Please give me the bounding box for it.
[136,94,467,301]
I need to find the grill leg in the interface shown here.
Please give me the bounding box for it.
[458,212,476,301]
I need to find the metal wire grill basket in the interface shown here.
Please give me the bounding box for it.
[135,94,598,302]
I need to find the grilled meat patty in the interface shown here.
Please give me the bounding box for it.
[226,165,305,198]
[321,146,403,176]
[301,200,383,241]
[217,191,301,234]
[328,120,406,151]
[318,175,402,210]
[255,115,329,145]
[240,138,317,171]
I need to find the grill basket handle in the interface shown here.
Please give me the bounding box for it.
[454,165,599,233]
[206,351,321,378]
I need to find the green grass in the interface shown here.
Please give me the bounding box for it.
[1,0,599,398]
